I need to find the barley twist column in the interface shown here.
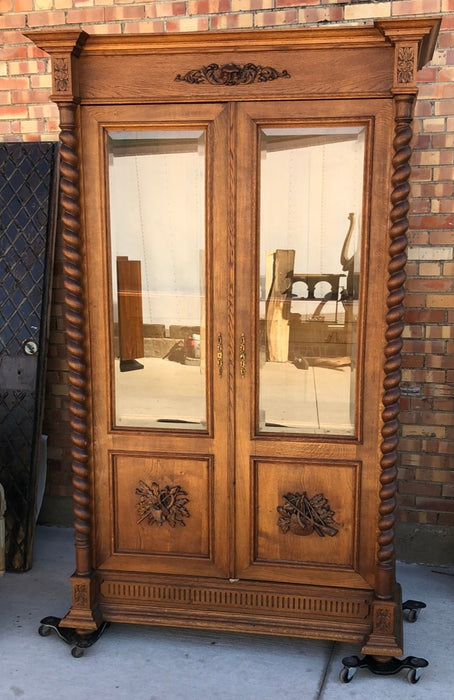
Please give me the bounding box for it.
[377,94,415,600]
[59,103,91,578]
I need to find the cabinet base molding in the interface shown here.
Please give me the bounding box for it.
[94,573,378,644]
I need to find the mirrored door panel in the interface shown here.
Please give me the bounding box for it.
[107,130,207,429]
[258,126,366,436]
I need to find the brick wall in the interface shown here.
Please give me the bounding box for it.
[1,1,453,563]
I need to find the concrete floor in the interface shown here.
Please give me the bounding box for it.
[1,525,453,699]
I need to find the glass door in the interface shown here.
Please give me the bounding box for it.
[258,125,365,436]
[82,103,232,579]
[234,100,391,588]
[107,129,207,430]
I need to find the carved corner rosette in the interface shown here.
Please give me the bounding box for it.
[136,480,190,528]
[176,62,290,86]
[277,491,339,537]
[53,56,70,92]
[397,46,415,85]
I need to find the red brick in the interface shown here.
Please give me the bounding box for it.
[152,2,186,18]
[2,45,29,61]
[404,310,446,323]
[399,482,442,497]
[406,277,453,293]
[105,6,145,21]
[413,102,432,120]
[410,215,454,230]
[429,230,454,244]
[399,431,422,445]
[12,89,50,104]
[433,167,454,182]
[426,324,454,338]
[0,104,28,119]
[401,355,424,369]
[416,469,454,483]
[410,167,432,182]
[423,383,453,399]
[299,6,343,24]
[402,324,423,338]
[0,13,26,29]
[415,497,454,513]
[396,494,416,508]
[254,10,298,27]
[437,32,454,51]
[66,8,106,24]
[404,293,426,307]
[210,13,254,29]
[407,230,429,245]
[231,0,276,9]
[15,0,33,9]
[403,339,445,353]
[403,369,447,384]
[26,11,66,27]
[426,355,454,370]
[438,513,454,526]
[166,17,209,31]
[433,133,454,150]
[187,0,230,13]
[0,76,30,90]
[409,198,430,214]
[397,468,415,481]
[418,262,442,275]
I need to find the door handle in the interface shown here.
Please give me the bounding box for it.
[217,333,223,377]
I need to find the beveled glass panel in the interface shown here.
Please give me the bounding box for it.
[107,130,206,429]
[259,126,365,435]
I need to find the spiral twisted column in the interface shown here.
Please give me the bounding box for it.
[376,94,415,600]
[58,103,91,578]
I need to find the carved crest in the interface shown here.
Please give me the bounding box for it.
[397,46,415,84]
[136,480,189,528]
[53,57,70,92]
[176,63,290,86]
[277,491,339,537]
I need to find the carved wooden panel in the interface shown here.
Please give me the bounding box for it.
[111,453,212,558]
[253,459,360,568]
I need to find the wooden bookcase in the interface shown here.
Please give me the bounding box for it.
[29,19,440,678]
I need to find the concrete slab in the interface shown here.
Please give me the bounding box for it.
[0,526,453,699]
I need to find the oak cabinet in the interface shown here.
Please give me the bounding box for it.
[29,19,439,664]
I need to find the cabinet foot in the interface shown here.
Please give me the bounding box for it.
[38,616,109,657]
[340,654,428,684]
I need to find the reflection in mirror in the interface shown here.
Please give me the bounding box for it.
[107,130,206,429]
[259,126,365,435]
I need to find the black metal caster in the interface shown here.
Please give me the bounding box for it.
[340,654,429,684]
[38,615,109,657]
[402,599,426,623]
